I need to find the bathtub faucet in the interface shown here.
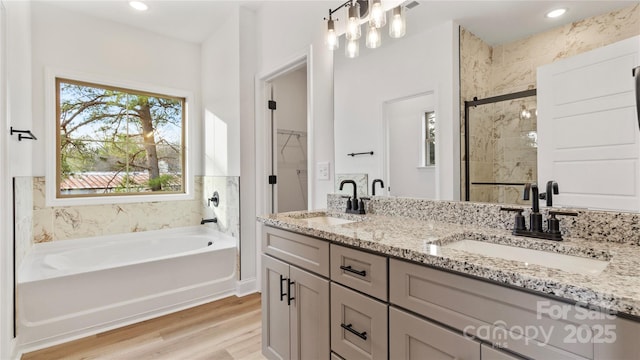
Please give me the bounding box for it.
[201,218,218,225]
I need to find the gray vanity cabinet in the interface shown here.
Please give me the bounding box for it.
[389,306,480,360]
[261,228,330,360]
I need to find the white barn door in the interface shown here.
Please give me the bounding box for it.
[537,36,640,212]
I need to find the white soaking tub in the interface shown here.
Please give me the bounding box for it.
[17,226,237,350]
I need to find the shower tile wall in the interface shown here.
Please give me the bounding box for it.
[460,4,640,205]
[31,176,240,243]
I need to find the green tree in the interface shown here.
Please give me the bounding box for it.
[58,80,183,192]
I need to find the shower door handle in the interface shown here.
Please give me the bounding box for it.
[279,275,287,302]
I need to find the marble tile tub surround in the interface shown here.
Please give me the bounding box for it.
[31,176,240,242]
[259,207,640,318]
[327,194,640,246]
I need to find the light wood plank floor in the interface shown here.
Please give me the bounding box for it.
[22,293,267,360]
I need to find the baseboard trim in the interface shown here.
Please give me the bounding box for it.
[236,278,258,297]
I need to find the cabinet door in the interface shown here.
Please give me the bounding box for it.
[389,307,480,360]
[262,255,290,360]
[290,266,330,360]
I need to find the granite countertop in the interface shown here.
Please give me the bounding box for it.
[258,210,640,320]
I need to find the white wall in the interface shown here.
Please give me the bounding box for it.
[385,93,436,198]
[238,6,258,282]
[201,6,258,281]
[202,8,241,177]
[334,21,460,200]
[2,1,31,357]
[255,1,335,210]
[30,2,202,177]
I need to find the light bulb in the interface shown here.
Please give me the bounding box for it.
[346,38,359,58]
[326,19,339,50]
[366,25,381,49]
[389,6,406,38]
[346,3,361,40]
[369,0,386,28]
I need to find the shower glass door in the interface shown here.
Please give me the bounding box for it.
[465,90,537,205]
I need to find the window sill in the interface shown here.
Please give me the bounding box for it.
[45,191,194,208]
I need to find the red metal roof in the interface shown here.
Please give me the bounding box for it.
[60,173,153,190]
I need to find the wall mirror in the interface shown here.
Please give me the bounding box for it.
[333,1,639,211]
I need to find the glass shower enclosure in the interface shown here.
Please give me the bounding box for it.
[464,89,537,205]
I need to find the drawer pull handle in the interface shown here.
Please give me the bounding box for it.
[287,280,295,305]
[279,275,287,302]
[340,265,366,277]
[340,323,367,340]
[340,324,367,340]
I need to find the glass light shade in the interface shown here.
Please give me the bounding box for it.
[345,38,359,58]
[389,6,406,38]
[366,25,381,48]
[326,19,339,50]
[369,0,386,28]
[346,3,362,40]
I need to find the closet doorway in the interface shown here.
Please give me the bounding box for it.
[268,65,308,213]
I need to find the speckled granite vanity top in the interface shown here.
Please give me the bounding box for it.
[258,209,640,319]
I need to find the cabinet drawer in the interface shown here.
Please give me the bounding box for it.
[481,344,524,360]
[263,226,329,277]
[331,352,345,360]
[390,259,591,360]
[330,244,387,301]
[331,283,388,360]
[390,306,480,360]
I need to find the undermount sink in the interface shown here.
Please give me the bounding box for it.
[443,240,609,275]
[303,216,356,226]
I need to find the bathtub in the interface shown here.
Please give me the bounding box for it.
[17,226,237,350]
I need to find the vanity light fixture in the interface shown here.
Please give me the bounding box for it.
[129,1,148,11]
[346,38,360,58]
[546,8,567,18]
[326,17,340,50]
[366,24,382,48]
[346,1,362,40]
[389,5,406,38]
[324,0,408,58]
[369,0,387,28]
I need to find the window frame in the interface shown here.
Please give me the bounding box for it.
[45,68,194,206]
[422,110,436,168]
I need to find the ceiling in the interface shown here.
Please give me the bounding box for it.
[43,0,637,45]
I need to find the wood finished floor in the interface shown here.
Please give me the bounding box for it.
[22,293,266,360]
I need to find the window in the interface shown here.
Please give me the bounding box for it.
[423,111,436,166]
[55,78,186,199]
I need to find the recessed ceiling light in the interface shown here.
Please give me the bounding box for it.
[129,1,148,11]
[546,8,567,18]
